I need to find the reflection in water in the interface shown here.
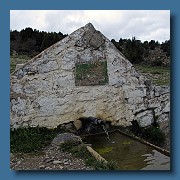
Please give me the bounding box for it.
[142,150,170,170]
[83,132,170,170]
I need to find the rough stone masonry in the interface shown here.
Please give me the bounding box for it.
[10,23,170,129]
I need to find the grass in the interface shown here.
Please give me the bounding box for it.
[10,64,16,73]
[134,65,170,74]
[10,55,30,73]
[10,127,58,153]
[75,61,108,86]
[134,65,170,86]
[153,79,170,86]
[11,54,30,60]
[60,140,118,170]
[75,63,95,80]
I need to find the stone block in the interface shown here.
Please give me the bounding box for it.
[135,110,154,127]
[51,133,82,146]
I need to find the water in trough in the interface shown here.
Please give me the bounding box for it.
[83,131,170,170]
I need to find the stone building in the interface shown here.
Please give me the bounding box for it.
[10,23,170,129]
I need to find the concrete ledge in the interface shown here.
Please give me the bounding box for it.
[86,145,108,164]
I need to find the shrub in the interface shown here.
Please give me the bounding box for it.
[130,120,166,147]
[144,126,166,146]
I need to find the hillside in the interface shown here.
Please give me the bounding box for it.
[10,28,170,67]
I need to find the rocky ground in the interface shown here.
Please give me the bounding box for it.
[10,144,93,170]
[10,125,170,171]
[142,72,170,86]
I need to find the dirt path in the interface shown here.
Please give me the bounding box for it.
[10,145,93,170]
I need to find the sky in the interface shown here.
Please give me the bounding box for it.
[10,10,170,42]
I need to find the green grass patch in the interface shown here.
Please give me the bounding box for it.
[10,127,58,153]
[75,61,108,86]
[153,79,170,86]
[10,55,30,73]
[11,54,30,60]
[134,65,170,86]
[134,65,170,74]
[10,64,16,73]
[75,63,95,80]
[60,140,118,170]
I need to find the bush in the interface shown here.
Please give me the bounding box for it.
[144,126,166,146]
[130,120,166,147]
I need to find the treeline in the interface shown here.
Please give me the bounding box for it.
[111,37,170,66]
[10,27,67,57]
[10,28,170,66]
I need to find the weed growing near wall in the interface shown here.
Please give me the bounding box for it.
[130,120,166,147]
[10,127,58,153]
[143,126,166,146]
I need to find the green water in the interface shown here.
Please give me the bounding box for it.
[83,132,170,170]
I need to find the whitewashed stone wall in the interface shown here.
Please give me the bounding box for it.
[10,23,170,129]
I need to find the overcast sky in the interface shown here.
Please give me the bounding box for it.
[10,10,170,42]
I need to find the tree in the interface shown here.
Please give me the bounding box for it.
[149,40,159,50]
[19,27,34,40]
[161,40,170,56]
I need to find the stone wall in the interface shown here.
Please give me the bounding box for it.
[10,23,170,129]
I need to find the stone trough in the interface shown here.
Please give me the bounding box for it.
[82,130,170,170]
[51,117,170,170]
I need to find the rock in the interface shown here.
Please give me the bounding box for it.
[16,160,21,166]
[163,102,170,113]
[10,153,14,158]
[44,158,54,163]
[73,119,82,130]
[15,64,24,71]
[39,165,45,169]
[62,122,76,132]
[58,165,63,169]
[63,159,69,162]
[88,31,105,49]
[64,162,70,165]
[53,160,62,165]
[135,110,154,127]
[51,133,82,146]
[76,117,109,134]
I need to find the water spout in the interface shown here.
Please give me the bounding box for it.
[102,125,110,140]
